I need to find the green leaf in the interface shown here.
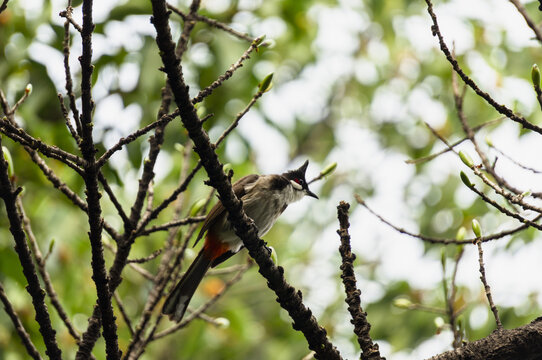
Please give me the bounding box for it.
[321,162,337,177]
[460,171,472,188]
[2,146,14,177]
[471,219,482,238]
[458,151,474,168]
[532,64,540,87]
[258,73,274,93]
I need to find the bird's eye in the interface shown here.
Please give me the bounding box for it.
[290,178,303,190]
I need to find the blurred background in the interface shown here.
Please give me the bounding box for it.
[1,0,542,359]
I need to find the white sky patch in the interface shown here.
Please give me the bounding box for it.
[407,87,447,128]
[203,0,231,14]
[236,110,289,174]
[118,61,140,93]
[27,43,65,91]
[251,17,287,39]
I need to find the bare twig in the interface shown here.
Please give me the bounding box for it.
[17,197,82,344]
[0,117,85,173]
[354,194,539,244]
[0,281,43,360]
[60,3,83,138]
[138,215,205,236]
[57,93,80,142]
[113,291,134,336]
[192,38,263,105]
[475,239,503,329]
[337,202,383,360]
[151,263,252,340]
[127,249,162,264]
[102,240,155,281]
[0,139,62,359]
[488,143,542,174]
[444,247,465,349]
[508,0,542,43]
[406,117,504,165]
[59,7,83,33]
[167,3,254,42]
[424,0,542,135]
[96,109,179,167]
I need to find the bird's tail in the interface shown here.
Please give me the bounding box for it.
[162,248,212,322]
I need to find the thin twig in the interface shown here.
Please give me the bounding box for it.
[60,3,83,138]
[98,172,130,225]
[96,110,179,167]
[445,246,464,349]
[57,93,80,142]
[508,0,542,43]
[354,194,540,244]
[0,281,43,360]
[0,117,85,172]
[406,117,504,165]
[167,3,254,42]
[127,249,162,264]
[424,0,542,135]
[0,139,62,359]
[475,239,503,329]
[151,263,252,340]
[138,215,205,236]
[191,38,263,105]
[17,197,82,344]
[59,7,83,33]
[102,240,155,281]
[488,143,542,174]
[113,291,134,336]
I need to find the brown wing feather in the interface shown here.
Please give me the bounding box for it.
[194,174,259,246]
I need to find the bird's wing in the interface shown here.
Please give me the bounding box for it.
[194,174,259,246]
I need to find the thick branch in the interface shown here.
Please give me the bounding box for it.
[430,317,542,360]
[337,202,383,360]
[149,1,341,358]
[78,0,121,358]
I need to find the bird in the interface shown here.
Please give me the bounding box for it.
[162,160,318,322]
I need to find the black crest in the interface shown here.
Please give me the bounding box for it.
[283,160,309,181]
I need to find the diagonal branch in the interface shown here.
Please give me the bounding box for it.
[424,0,542,135]
[0,139,62,359]
[0,281,43,360]
[149,1,341,358]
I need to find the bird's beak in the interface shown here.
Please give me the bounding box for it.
[306,189,319,199]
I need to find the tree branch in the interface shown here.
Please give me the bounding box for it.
[0,281,43,360]
[424,0,542,135]
[0,139,62,359]
[337,202,383,360]
[430,317,542,360]
[78,0,121,358]
[149,1,341,358]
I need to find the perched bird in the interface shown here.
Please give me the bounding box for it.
[162,160,318,322]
